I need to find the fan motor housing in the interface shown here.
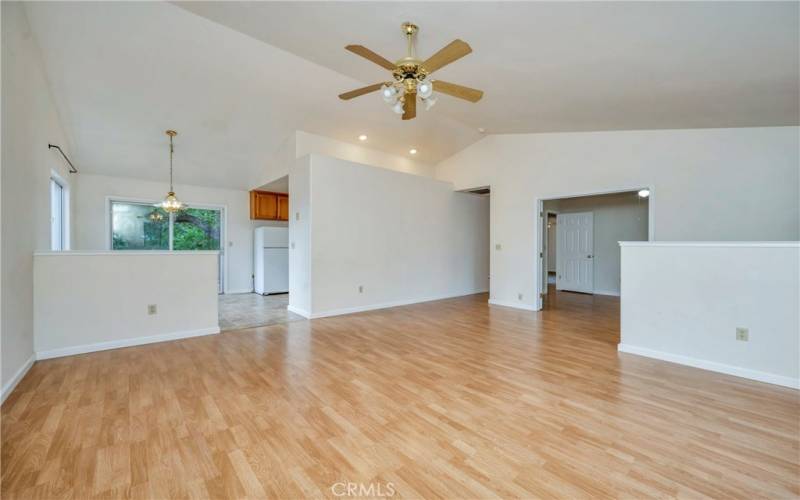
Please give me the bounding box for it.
[393,59,427,87]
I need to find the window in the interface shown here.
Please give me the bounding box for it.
[110,201,222,251]
[111,201,169,250]
[173,208,222,251]
[50,177,66,250]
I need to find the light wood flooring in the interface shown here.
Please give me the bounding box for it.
[2,289,798,499]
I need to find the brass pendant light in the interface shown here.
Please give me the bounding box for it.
[159,130,185,213]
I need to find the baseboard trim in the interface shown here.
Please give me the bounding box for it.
[225,289,254,295]
[311,290,489,319]
[1,354,36,404]
[36,326,221,361]
[287,305,311,318]
[593,289,620,297]
[618,344,799,389]
[488,299,537,311]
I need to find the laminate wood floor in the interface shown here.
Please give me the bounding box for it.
[2,290,798,499]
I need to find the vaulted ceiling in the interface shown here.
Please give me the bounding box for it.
[27,1,799,190]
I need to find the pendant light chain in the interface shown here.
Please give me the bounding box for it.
[160,130,185,213]
[169,133,174,192]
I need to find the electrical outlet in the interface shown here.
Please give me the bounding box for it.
[295,212,300,221]
[736,327,749,341]
[518,293,523,300]
[147,304,157,315]
[358,285,364,293]
[495,244,502,250]
[291,242,295,249]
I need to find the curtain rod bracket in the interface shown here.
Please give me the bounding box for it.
[48,144,78,173]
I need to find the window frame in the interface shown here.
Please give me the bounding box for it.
[50,171,70,251]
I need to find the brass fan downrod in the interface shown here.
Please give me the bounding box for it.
[402,22,418,60]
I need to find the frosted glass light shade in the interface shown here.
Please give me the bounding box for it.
[382,85,398,103]
[418,80,433,98]
[160,192,185,212]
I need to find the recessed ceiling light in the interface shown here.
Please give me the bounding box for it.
[478,127,486,133]
[358,134,368,141]
[638,189,651,198]
[409,148,418,155]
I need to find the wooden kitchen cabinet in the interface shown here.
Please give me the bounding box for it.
[250,190,288,221]
[277,195,290,221]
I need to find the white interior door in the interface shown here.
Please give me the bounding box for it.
[556,212,594,293]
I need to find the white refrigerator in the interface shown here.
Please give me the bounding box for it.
[254,227,289,295]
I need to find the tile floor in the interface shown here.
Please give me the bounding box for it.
[218,292,305,331]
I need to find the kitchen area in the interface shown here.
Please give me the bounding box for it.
[218,177,305,331]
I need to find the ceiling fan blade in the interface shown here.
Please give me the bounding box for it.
[433,80,484,103]
[422,39,472,73]
[402,93,416,120]
[338,83,385,100]
[345,45,397,71]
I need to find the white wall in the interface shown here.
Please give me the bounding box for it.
[74,173,263,293]
[287,157,311,316]
[435,127,800,310]
[545,192,649,295]
[259,130,434,187]
[34,252,219,358]
[295,154,489,318]
[619,242,800,389]
[1,2,76,398]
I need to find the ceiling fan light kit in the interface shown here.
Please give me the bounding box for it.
[339,22,484,120]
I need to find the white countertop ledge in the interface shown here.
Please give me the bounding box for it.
[34,250,221,256]
[619,241,799,248]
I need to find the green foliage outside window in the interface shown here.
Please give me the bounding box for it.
[173,208,221,250]
[111,202,220,251]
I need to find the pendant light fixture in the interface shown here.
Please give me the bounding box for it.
[146,209,164,222]
[159,130,185,213]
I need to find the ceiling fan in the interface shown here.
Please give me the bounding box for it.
[338,23,484,120]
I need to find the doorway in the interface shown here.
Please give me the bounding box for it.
[218,175,303,332]
[538,189,651,309]
[458,185,491,298]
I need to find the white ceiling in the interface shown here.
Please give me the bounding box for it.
[178,1,799,132]
[259,175,289,194]
[25,2,479,190]
[27,2,799,190]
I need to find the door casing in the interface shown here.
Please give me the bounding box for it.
[535,186,655,310]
